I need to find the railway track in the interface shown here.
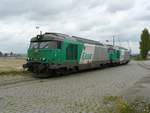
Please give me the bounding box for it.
[0,77,40,88]
[0,61,147,89]
[0,74,65,89]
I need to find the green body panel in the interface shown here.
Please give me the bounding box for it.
[27,38,85,65]
[109,50,121,62]
[28,49,63,64]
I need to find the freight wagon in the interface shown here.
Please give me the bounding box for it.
[23,32,130,77]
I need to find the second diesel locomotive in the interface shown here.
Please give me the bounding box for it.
[23,32,130,77]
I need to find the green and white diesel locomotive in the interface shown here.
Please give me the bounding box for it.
[23,32,130,77]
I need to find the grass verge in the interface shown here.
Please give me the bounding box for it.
[103,96,150,113]
[66,96,150,113]
[0,70,30,76]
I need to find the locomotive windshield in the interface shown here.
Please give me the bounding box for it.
[30,42,38,49]
[29,41,61,49]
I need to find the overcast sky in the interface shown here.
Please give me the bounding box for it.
[0,0,149,54]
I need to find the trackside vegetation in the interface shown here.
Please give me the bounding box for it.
[140,28,150,60]
[66,96,150,113]
[0,70,29,76]
[102,96,150,113]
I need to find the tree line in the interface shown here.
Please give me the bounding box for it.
[140,28,150,59]
[0,51,15,57]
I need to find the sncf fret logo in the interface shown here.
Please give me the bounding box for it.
[82,52,92,60]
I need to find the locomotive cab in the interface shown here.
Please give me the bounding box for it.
[23,33,68,75]
[28,40,62,63]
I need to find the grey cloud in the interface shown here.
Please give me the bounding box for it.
[0,0,76,20]
[106,0,135,13]
[135,13,150,21]
[0,0,149,54]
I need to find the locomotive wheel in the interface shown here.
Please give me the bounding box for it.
[32,73,50,78]
[32,66,49,78]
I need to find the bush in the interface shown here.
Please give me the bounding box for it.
[103,96,150,113]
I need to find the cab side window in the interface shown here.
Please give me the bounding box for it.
[48,41,62,49]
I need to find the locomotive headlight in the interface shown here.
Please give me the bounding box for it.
[27,57,32,61]
[42,58,46,61]
[27,57,30,61]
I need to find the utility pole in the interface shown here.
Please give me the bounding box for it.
[113,35,115,46]
[40,31,42,35]
[118,37,121,46]
[127,40,131,54]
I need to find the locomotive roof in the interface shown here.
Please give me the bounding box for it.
[31,32,104,46]
[106,44,128,51]
[31,32,129,49]
[117,46,128,50]
[72,36,104,46]
[31,32,73,42]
